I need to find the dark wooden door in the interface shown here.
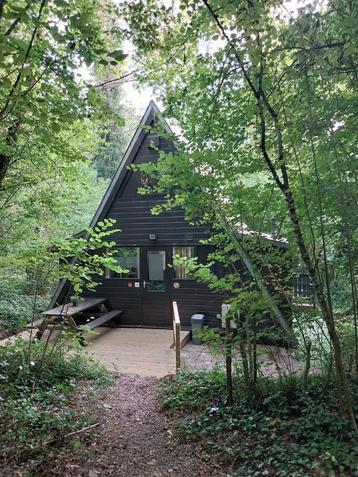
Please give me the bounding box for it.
[141,246,172,327]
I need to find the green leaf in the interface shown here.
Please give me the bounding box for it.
[107,50,127,62]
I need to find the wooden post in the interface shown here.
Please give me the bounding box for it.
[99,303,108,313]
[35,315,51,340]
[172,301,181,373]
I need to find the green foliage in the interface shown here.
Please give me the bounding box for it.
[0,273,50,333]
[162,370,358,476]
[123,0,358,420]
[0,217,115,464]
[0,338,108,399]
[0,0,124,202]
[1,397,90,460]
[0,216,122,334]
[0,338,108,464]
[53,217,124,295]
[161,369,226,410]
[0,293,33,333]
[0,0,133,337]
[92,87,139,180]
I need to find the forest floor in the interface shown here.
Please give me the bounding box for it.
[8,374,224,477]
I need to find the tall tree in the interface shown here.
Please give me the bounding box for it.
[0,0,126,188]
[0,0,130,331]
[122,0,358,425]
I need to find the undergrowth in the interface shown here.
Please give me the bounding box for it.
[0,338,109,466]
[161,369,358,476]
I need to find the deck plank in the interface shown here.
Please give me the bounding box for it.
[81,328,190,377]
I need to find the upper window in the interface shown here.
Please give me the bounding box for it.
[106,247,140,279]
[173,246,195,279]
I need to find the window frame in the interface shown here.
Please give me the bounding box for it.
[105,246,140,280]
[172,245,196,280]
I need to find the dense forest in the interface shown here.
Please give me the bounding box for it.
[0,0,138,335]
[0,0,357,475]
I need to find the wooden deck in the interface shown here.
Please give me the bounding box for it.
[81,327,190,377]
[0,327,191,377]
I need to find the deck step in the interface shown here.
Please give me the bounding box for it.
[170,330,191,349]
[25,319,43,329]
[83,310,123,330]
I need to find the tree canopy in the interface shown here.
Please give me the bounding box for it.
[121,0,358,423]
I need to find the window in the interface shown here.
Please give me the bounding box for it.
[106,247,140,279]
[173,246,195,279]
[146,250,166,292]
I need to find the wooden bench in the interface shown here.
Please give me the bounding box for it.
[35,299,122,342]
[25,318,44,329]
[83,310,123,330]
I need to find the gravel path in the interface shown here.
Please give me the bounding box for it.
[48,374,223,477]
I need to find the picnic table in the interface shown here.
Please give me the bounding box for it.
[36,298,122,342]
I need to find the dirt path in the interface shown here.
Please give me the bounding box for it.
[47,375,223,477]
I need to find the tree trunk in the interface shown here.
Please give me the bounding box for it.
[0,0,5,22]
[283,189,356,427]
[0,153,11,186]
[0,120,20,187]
[346,233,358,374]
[225,316,233,405]
[303,340,311,387]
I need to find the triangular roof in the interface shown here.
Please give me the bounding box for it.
[50,100,172,307]
[90,100,174,228]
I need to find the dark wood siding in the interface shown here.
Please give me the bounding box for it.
[85,281,143,327]
[171,282,223,327]
[106,130,209,245]
[107,198,209,246]
[52,102,290,334]
[84,278,222,328]
[82,123,224,328]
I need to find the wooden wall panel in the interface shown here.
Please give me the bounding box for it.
[81,125,225,328]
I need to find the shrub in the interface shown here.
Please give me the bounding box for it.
[161,368,227,410]
[0,339,108,466]
[0,276,49,333]
[161,370,358,476]
[0,338,108,400]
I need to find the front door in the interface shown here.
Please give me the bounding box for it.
[141,247,171,326]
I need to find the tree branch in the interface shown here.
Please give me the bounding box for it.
[94,69,139,88]
[0,0,5,22]
[201,0,259,98]
[0,0,47,121]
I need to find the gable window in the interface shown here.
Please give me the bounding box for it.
[173,246,195,279]
[106,247,140,279]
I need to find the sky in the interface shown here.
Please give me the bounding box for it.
[121,74,155,115]
[116,0,321,115]
[74,0,321,116]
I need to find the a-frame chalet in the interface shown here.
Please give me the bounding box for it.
[50,101,295,333]
[51,101,226,328]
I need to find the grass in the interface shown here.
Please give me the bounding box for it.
[0,338,109,467]
[161,369,358,476]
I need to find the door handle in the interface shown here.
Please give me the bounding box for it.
[143,280,146,288]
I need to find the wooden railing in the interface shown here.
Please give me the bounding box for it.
[172,301,181,373]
